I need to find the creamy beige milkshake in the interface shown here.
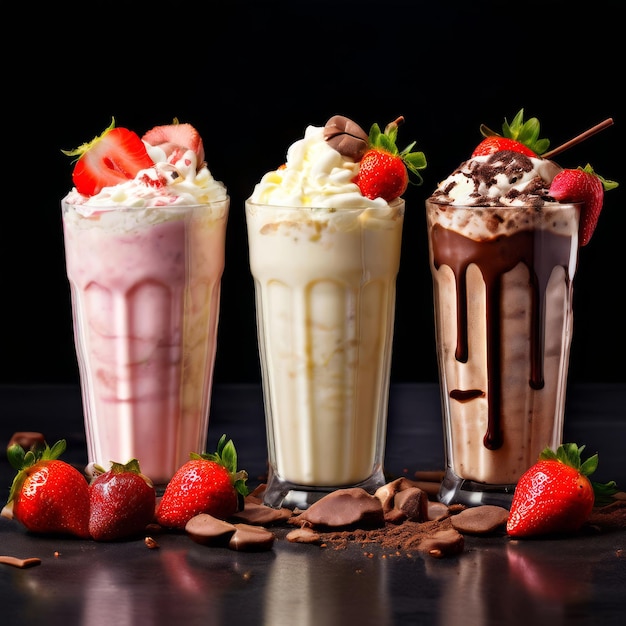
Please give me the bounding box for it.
[61,121,229,486]
[247,115,425,508]
[247,201,403,491]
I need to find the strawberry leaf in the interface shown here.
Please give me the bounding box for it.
[592,479,620,506]
[539,442,620,506]
[482,109,550,155]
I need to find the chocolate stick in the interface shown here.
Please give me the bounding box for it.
[542,118,614,159]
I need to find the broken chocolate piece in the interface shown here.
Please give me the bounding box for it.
[426,501,450,521]
[323,115,368,161]
[0,555,42,569]
[230,501,292,526]
[296,488,385,529]
[395,487,429,522]
[375,477,430,522]
[228,524,275,551]
[185,513,236,546]
[286,527,323,545]
[419,528,465,558]
[450,505,509,535]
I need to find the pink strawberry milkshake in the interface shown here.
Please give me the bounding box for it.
[62,124,228,486]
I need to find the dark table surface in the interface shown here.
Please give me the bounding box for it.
[1,383,625,626]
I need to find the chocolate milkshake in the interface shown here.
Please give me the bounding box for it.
[426,147,583,506]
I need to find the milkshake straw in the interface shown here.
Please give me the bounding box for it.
[542,118,614,159]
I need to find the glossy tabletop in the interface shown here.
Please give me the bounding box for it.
[1,383,625,626]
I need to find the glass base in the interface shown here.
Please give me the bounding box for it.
[438,468,515,509]
[262,468,387,510]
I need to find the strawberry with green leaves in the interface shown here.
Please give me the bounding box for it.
[62,119,154,196]
[474,110,618,246]
[3,439,91,538]
[354,117,427,202]
[507,443,619,538]
[549,164,618,246]
[88,458,156,541]
[156,435,249,530]
[472,109,550,157]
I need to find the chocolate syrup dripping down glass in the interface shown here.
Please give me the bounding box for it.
[431,224,576,450]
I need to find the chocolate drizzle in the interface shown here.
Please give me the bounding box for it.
[431,224,577,450]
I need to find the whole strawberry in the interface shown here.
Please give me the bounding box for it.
[354,116,427,202]
[89,459,156,541]
[472,109,549,157]
[3,439,90,538]
[507,443,618,538]
[549,164,618,246]
[156,435,249,530]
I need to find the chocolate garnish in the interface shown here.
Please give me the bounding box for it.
[295,487,385,529]
[324,115,368,161]
[228,523,275,552]
[450,505,509,535]
[419,529,465,558]
[185,513,236,546]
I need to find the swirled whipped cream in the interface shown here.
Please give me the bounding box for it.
[430,150,561,208]
[249,125,388,209]
[64,145,227,216]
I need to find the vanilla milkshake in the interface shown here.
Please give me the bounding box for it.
[427,148,580,506]
[62,121,228,486]
[247,116,424,508]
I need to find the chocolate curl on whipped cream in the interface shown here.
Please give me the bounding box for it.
[324,115,369,161]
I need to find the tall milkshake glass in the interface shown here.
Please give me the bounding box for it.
[62,198,229,488]
[425,199,580,507]
[246,199,405,509]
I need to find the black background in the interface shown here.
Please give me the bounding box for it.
[3,0,624,385]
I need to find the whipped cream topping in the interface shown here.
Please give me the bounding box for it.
[249,125,388,209]
[430,150,562,208]
[64,145,227,216]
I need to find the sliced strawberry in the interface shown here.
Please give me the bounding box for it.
[549,165,618,246]
[63,120,154,196]
[142,121,205,167]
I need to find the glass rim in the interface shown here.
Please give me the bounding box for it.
[245,197,405,211]
[61,196,230,212]
[425,198,582,210]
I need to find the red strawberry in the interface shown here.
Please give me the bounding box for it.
[142,120,205,168]
[3,439,90,538]
[472,109,549,157]
[88,459,156,541]
[472,136,537,157]
[507,443,618,538]
[353,116,427,202]
[155,435,249,530]
[549,165,618,246]
[62,119,154,197]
